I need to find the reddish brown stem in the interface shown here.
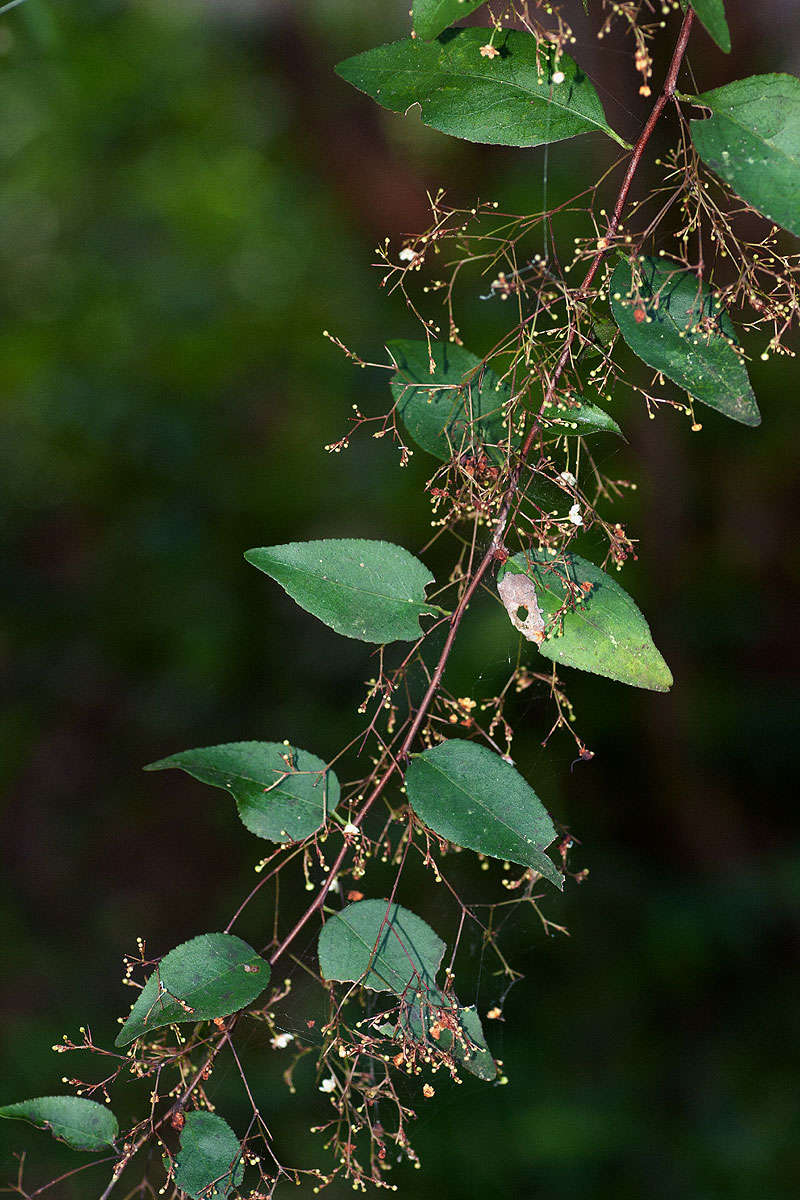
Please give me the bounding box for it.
[98,12,697,1198]
[521,5,695,457]
[271,6,696,967]
[267,512,509,965]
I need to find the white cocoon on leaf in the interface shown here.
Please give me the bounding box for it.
[497,572,545,644]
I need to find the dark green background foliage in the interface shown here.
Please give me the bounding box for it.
[1,1,798,1196]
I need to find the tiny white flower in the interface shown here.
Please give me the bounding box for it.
[560,470,577,487]
[319,1076,337,1093]
[343,822,359,836]
[328,876,340,893]
[568,503,584,527]
[271,1032,294,1050]
[399,248,417,262]
[552,70,565,85]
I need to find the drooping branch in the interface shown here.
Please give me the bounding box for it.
[268,5,697,970]
[97,11,698,1198]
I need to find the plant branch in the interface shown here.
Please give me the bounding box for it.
[269,5,697,967]
[96,12,697,1198]
[521,4,695,457]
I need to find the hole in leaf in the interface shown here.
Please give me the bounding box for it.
[498,573,545,644]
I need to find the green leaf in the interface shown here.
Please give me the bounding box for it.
[336,31,628,149]
[609,258,760,426]
[413,1,485,41]
[318,899,444,995]
[174,1112,244,1200]
[501,549,673,692]
[380,994,496,1080]
[389,340,512,461]
[319,900,495,1080]
[145,742,339,844]
[539,393,623,438]
[390,340,620,463]
[444,1003,495,1080]
[405,739,562,888]
[116,933,270,1047]
[582,313,617,358]
[0,1097,118,1152]
[245,539,436,644]
[689,74,800,236]
[682,1,730,53]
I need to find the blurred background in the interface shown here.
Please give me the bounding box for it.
[1,1,798,1196]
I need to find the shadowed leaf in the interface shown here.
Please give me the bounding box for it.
[245,539,436,644]
[538,393,623,438]
[145,742,339,844]
[690,73,800,236]
[405,739,562,887]
[319,899,444,995]
[0,1097,118,1152]
[319,900,496,1080]
[683,1,731,53]
[336,31,628,149]
[610,258,759,426]
[413,0,485,41]
[116,933,270,1047]
[389,340,511,461]
[501,549,673,692]
[174,1112,244,1200]
[379,993,496,1080]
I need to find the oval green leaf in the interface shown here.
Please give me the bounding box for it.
[689,73,800,237]
[318,899,444,996]
[610,257,760,426]
[116,933,270,1047]
[245,539,436,644]
[390,340,620,464]
[0,1096,118,1152]
[174,1112,244,1200]
[539,393,623,438]
[320,900,496,1079]
[405,739,562,888]
[336,31,628,149]
[683,1,731,53]
[582,313,618,359]
[501,549,672,692]
[380,993,496,1080]
[389,340,512,461]
[144,742,339,844]
[413,0,485,41]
